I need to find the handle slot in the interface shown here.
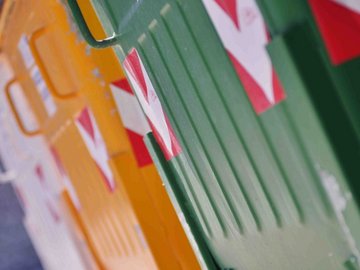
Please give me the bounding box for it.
[5,79,41,137]
[29,27,77,99]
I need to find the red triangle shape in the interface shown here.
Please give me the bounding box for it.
[112,78,134,95]
[215,0,240,29]
[125,129,153,167]
[77,108,96,143]
[309,0,360,65]
[124,49,149,101]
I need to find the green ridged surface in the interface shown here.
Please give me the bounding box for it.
[70,0,360,269]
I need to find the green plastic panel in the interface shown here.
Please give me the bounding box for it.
[68,0,360,269]
[256,0,360,207]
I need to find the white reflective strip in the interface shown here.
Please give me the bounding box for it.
[18,35,57,117]
[110,84,151,136]
[30,66,57,116]
[18,35,35,69]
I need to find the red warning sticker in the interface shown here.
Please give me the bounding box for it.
[123,49,182,160]
[203,0,286,114]
[75,107,116,192]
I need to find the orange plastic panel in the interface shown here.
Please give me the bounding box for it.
[1,0,200,269]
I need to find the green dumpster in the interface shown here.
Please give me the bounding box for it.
[256,0,360,204]
[67,0,360,269]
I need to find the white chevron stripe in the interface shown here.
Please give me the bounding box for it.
[110,84,151,136]
[75,108,115,190]
[124,55,174,156]
[202,0,274,103]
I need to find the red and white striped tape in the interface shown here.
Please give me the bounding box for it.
[75,107,116,192]
[202,0,285,114]
[110,78,153,167]
[123,49,182,160]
